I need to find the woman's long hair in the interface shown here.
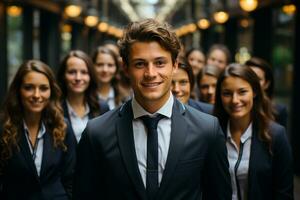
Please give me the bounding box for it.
[0,60,67,172]
[57,50,101,117]
[214,63,274,151]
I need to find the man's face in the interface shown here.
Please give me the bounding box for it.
[125,41,177,112]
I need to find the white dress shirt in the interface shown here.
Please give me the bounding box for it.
[24,121,46,176]
[132,93,174,187]
[226,122,252,200]
[66,100,90,142]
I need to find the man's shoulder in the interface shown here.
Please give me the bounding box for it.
[184,103,216,122]
[87,108,120,130]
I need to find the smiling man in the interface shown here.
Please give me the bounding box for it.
[73,18,231,200]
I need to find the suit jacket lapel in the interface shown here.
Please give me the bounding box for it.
[116,101,147,200]
[157,99,187,197]
[19,129,39,179]
[39,131,54,179]
[247,129,265,200]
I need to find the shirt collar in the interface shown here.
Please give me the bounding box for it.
[132,92,174,119]
[23,120,46,139]
[66,100,90,118]
[226,121,253,143]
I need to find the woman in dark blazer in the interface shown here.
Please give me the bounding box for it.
[214,64,293,200]
[0,60,76,200]
[171,61,213,114]
[57,50,109,143]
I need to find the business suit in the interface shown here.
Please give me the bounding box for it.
[0,123,77,200]
[224,122,293,200]
[73,99,231,200]
[187,99,213,114]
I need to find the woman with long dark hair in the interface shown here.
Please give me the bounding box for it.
[214,64,293,200]
[0,60,76,199]
[57,50,109,143]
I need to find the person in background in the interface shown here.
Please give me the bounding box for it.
[245,57,288,128]
[57,50,109,143]
[103,40,133,100]
[206,44,231,70]
[196,64,222,104]
[172,61,213,114]
[185,48,206,77]
[0,60,76,200]
[92,46,128,110]
[73,18,231,200]
[214,64,293,200]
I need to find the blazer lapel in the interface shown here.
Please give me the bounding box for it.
[157,99,188,197]
[247,129,265,200]
[116,101,147,200]
[19,129,39,179]
[39,131,54,179]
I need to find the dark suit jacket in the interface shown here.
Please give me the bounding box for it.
[224,122,293,200]
[73,99,232,200]
[0,122,77,200]
[187,99,213,114]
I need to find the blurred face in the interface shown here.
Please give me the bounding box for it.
[171,68,190,104]
[187,50,205,76]
[199,74,217,104]
[207,49,227,69]
[65,57,90,95]
[94,53,117,84]
[250,66,269,91]
[20,71,51,115]
[125,41,177,113]
[221,76,254,123]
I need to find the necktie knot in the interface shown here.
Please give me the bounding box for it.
[140,114,164,131]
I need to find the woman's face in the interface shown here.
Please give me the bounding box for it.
[199,74,217,104]
[64,56,90,95]
[94,53,117,84]
[171,68,191,104]
[187,50,205,76]
[20,71,51,115]
[207,49,227,70]
[220,76,254,122]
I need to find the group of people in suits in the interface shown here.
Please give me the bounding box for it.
[0,18,294,200]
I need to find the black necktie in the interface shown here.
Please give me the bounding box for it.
[140,114,164,200]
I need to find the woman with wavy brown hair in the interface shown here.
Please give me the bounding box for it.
[0,60,76,200]
[214,63,293,200]
[57,50,109,142]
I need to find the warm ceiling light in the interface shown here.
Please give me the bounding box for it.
[282,4,296,15]
[62,24,72,33]
[84,16,99,27]
[187,23,197,33]
[239,0,258,12]
[197,19,210,30]
[7,6,22,17]
[213,11,229,24]
[64,4,82,18]
[240,19,250,28]
[98,22,109,32]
